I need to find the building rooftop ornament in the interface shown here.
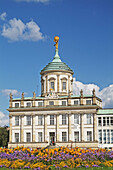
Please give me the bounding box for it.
[54,36,59,50]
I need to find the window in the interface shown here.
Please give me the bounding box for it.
[103,117,106,126]
[62,82,66,90]
[87,131,92,141]
[87,114,92,124]
[98,130,102,144]
[49,101,54,105]
[51,82,54,90]
[26,133,31,142]
[62,132,67,142]
[38,115,43,125]
[62,115,66,125]
[98,117,101,126]
[15,103,19,108]
[74,114,79,124]
[38,132,42,142]
[50,115,54,125]
[86,100,91,105]
[15,133,19,143]
[74,100,79,105]
[15,116,19,126]
[62,101,66,106]
[74,132,79,142]
[38,102,43,107]
[110,117,113,125]
[26,102,31,107]
[107,130,110,144]
[26,116,31,125]
[103,130,106,144]
[107,117,110,126]
[111,130,113,144]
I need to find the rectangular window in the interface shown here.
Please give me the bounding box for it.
[62,132,67,142]
[98,117,102,126]
[62,101,66,106]
[15,116,19,126]
[26,116,31,125]
[49,101,54,105]
[74,132,79,142]
[98,130,102,144]
[111,130,113,144]
[38,132,42,142]
[50,115,54,125]
[110,117,113,125]
[107,117,110,126]
[26,102,31,107]
[87,114,92,124]
[74,114,79,124]
[26,133,31,142]
[51,82,54,90]
[103,117,106,126]
[74,100,79,105]
[62,115,66,125]
[15,103,19,108]
[15,133,19,143]
[38,102,43,107]
[87,131,92,141]
[38,115,43,125]
[107,130,110,144]
[103,130,106,144]
[62,82,66,90]
[86,100,91,105]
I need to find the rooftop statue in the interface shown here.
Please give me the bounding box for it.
[54,36,59,49]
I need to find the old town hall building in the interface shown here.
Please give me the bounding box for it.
[8,36,113,149]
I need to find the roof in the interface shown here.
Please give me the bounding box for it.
[97,109,113,115]
[41,49,73,73]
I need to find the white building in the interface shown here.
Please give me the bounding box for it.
[8,36,113,149]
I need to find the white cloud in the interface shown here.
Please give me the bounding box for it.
[1,89,20,96]
[73,78,113,108]
[0,111,9,126]
[16,0,49,3]
[0,12,7,21]
[1,18,45,42]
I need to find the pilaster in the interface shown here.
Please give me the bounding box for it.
[57,75,60,93]
[20,115,24,142]
[93,113,97,141]
[56,114,59,142]
[68,114,72,142]
[44,115,47,142]
[80,114,84,141]
[32,115,36,142]
[9,115,12,143]
[68,75,70,93]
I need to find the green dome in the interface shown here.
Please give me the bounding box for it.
[41,49,73,73]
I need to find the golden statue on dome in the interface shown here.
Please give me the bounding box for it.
[54,36,59,49]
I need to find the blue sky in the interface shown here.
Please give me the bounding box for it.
[0,0,113,126]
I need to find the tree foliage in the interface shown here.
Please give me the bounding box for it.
[0,126,9,147]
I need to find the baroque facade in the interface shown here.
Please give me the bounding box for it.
[8,36,113,148]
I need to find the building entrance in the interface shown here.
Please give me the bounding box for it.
[49,132,55,145]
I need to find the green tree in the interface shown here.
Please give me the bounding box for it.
[0,126,9,147]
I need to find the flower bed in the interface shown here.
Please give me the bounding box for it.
[0,146,113,169]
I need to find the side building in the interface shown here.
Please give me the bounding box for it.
[8,36,112,149]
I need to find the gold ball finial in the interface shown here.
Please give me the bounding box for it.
[54,36,59,49]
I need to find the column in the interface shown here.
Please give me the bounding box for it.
[46,76,48,94]
[93,113,97,141]
[68,114,72,142]
[68,76,70,93]
[32,115,36,142]
[80,114,84,141]
[57,75,60,93]
[20,115,24,142]
[44,115,47,142]
[9,115,12,143]
[56,114,59,142]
